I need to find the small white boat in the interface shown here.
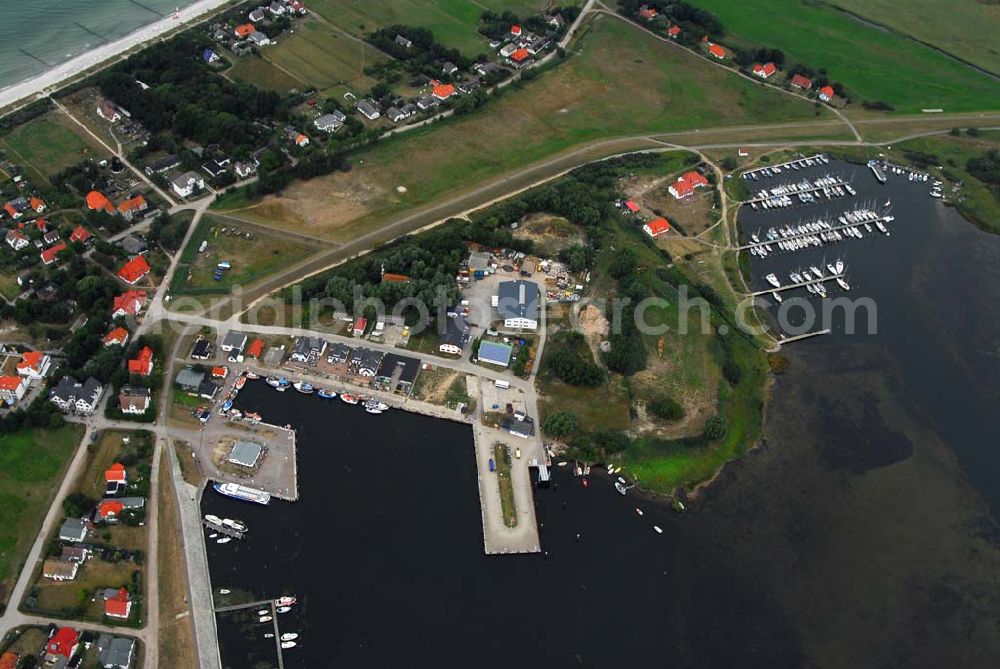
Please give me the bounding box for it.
[259,615,273,623]
[276,606,291,613]
[636,508,643,516]
[281,633,299,642]
[364,406,383,415]
[772,291,782,303]
[836,277,850,291]
[614,481,628,495]
[257,609,269,616]
[653,526,663,534]
[274,596,297,607]
[264,633,274,639]
[765,273,781,288]
[557,461,567,467]
[607,465,615,474]
[208,533,218,539]
[216,537,231,544]
[205,514,222,524]
[281,641,297,649]
[219,589,231,595]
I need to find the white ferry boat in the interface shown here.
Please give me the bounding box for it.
[213,482,271,505]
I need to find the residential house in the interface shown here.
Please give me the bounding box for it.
[5,229,28,250]
[819,85,835,102]
[246,338,265,358]
[203,48,219,63]
[40,241,67,265]
[103,587,133,619]
[42,559,79,581]
[356,98,381,120]
[507,48,531,68]
[442,61,458,76]
[105,462,127,494]
[752,62,777,79]
[199,380,220,399]
[349,347,383,377]
[474,61,501,77]
[118,234,148,255]
[374,352,420,394]
[98,635,136,669]
[69,225,91,244]
[439,314,470,355]
[496,280,539,330]
[386,107,409,123]
[501,415,535,438]
[643,217,671,238]
[127,346,154,376]
[234,160,257,179]
[117,194,148,221]
[60,546,89,563]
[202,158,230,178]
[30,196,46,213]
[624,200,640,214]
[667,24,681,38]
[790,73,813,90]
[708,43,726,59]
[96,496,144,523]
[171,171,205,198]
[117,256,151,284]
[49,376,103,414]
[352,317,367,337]
[395,34,413,49]
[0,651,17,669]
[234,23,255,38]
[16,350,50,379]
[44,627,81,668]
[42,230,60,246]
[59,518,88,543]
[432,83,455,100]
[289,131,309,146]
[0,376,27,405]
[112,290,147,318]
[290,336,327,363]
[511,24,522,37]
[326,342,352,364]
[97,100,121,122]
[211,366,228,379]
[144,154,181,175]
[86,190,115,213]
[668,170,709,199]
[249,8,265,22]
[190,338,213,359]
[268,1,285,16]
[639,6,658,20]
[314,110,346,132]
[249,31,270,47]
[175,368,205,391]
[416,96,439,111]
[104,327,131,348]
[221,331,247,353]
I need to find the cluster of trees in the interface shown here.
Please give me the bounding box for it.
[604,248,648,376]
[545,332,604,386]
[967,149,1000,192]
[368,26,474,80]
[95,34,286,155]
[148,212,189,252]
[733,47,785,70]
[618,0,724,43]
[649,395,684,421]
[542,410,578,437]
[0,394,66,434]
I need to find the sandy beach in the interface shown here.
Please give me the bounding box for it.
[0,0,234,111]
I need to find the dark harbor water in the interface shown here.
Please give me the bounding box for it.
[204,159,1000,668]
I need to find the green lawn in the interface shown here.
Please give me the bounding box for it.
[0,112,108,183]
[0,271,21,301]
[827,0,1000,76]
[308,0,491,57]
[170,215,317,294]
[686,0,1000,113]
[0,425,85,611]
[227,55,305,94]
[241,15,830,242]
[267,18,387,95]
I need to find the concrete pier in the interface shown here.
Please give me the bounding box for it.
[473,423,541,555]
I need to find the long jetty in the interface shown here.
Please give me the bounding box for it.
[748,274,842,297]
[736,213,893,251]
[743,177,851,206]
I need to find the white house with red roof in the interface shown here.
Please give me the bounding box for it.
[790,73,813,90]
[16,351,50,380]
[510,24,522,37]
[44,627,80,666]
[40,241,67,265]
[0,376,27,405]
[127,346,154,376]
[112,290,148,318]
[432,83,456,100]
[68,225,92,244]
[668,171,710,199]
[103,587,133,619]
[104,327,131,348]
[106,463,127,486]
[624,200,640,214]
[819,85,835,102]
[752,62,776,79]
[353,317,368,337]
[117,256,151,285]
[708,43,726,59]
[643,217,671,238]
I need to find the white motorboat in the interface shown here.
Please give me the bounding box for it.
[208,533,217,539]
[205,514,222,525]
[257,609,269,616]
[809,265,823,278]
[765,273,781,288]
[835,260,844,274]
[281,641,297,649]
[265,633,274,639]
[259,615,272,623]
[219,589,231,595]
[216,537,231,544]
[614,481,628,495]
[274,596,297,607]
[772,291,782,303]
[827,263,839,275]
[276,606,292,613]
[281,633,299,642]
[653,526,663,534]
[836,277,850,291]
[636,508,643,516]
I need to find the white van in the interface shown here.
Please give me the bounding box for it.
[494,379,510,390]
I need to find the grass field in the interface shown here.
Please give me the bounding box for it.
[157,448,197,669]
[30,558,139,622]
[226,55,306,94]
[0,271,21,301]
[0,425,84,611]
[171,215,317,294]
[309,0,488,57]
[686,0,1000,114]
[0,111,108,183]
[827,0,1000,76]
[220,15,830,242]
[266,19,387,95]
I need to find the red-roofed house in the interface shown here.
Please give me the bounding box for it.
[117,256,151,285]
[353,317,367,337]
[29,196,46,213]
[669,171,709,199]
[3,202,17,219]
[118,194,148,220]
[104,587,133,619]
[40,241,67,265]
[624,200,640,214]
[69,225,92,244]
[510,24,522,36]
[639,6,658,20]
[86,190,115,214]
[235,23,255,38]
[45,627,80,664]
[752,62,776,79]
[246,338,265,358]
[128,346,154,376]
[0,376,27,405]
[113,290,147,318]
[432,83,456,100]
[738,147,750,157]
[97,500,125,522]
[16,351,51,379]
[708,43,726,59]
[508,48,530,67]
[104,327,130,348]
[667,25,681,38]
[643,217,671,238]
[35,218,48,232]
[0,651,19,669]
[105,463,127,484]
[211,366,228,379]
[790,73,813,90]
[819,85,835,102]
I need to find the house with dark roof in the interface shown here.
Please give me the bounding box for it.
[356,98,381,120]
[375,352,421,394]
[501,415,535,438]
[98,635,136,669]
[190,338,213,359]
[175,368,205,391]
[439,315,470,355]
[59,518,88,543]
[50,376,103,414]
[290,336,327,363]
[326,342,352,364]
[349,347,383,377]
[220,331,248,353]
[144,154,181,175]
[496,280,539,330]
[118,386,151,415]
[314,111,347,132]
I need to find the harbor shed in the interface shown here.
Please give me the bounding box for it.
[175,368,205,392]
[478,341,514,367]
[227,440,263,468]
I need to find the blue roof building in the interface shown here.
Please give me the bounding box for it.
[478,340,513,367]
